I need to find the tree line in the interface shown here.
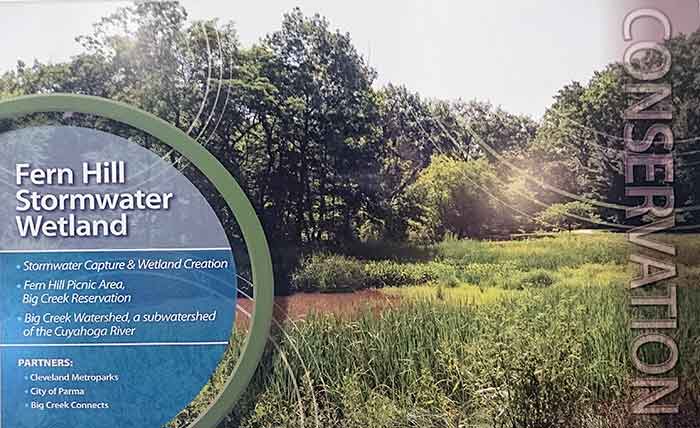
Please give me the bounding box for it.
[2,3,700,266]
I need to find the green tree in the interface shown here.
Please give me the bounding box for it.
[408,155,501,241]
[527,31,700,227]
[527,66,627,221]
[535,202,601,232]
[364,85,451,241]
[446,99,538,159]
[235,9,380,245]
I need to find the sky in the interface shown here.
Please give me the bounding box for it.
[0,0,627,118]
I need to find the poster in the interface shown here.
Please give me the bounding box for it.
[0,1,698,427]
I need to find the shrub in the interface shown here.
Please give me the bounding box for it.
[292,255,457,291]
[460,262,518,286]
[535,201,601,232]
[343,240,436,262]
[291,254,367,292]
[434,238,499,264]
[518,269,555,289]
[363,261,455,288]
[439,273,460,289]
[434,233,628,269]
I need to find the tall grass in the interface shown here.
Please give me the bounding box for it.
[175,233,700,428]
[213,270,632,428]
[293,234,630,292]
[434,233,629,270]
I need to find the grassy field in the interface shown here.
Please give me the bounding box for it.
[175,233,700,428]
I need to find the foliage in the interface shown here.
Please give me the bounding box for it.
[170,233,700,428]
[408,155,502,241]
[516,268,555,289]
[201,263,634,428]
[535,201,602,231]
[292,254,455,292]
[237,9,381,244]
[291,254,367,291]
[0,3,552,257]
[292,233,629,293]
[434,233,628,269]
[527,67,627,216]
[363,260,455,289]
[5,2,700,290]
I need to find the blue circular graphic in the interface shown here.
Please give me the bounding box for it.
[0,126,238,428]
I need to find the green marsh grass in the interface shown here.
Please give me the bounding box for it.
[177,233,700,428]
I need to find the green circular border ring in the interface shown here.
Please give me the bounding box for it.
[0,93,274,428]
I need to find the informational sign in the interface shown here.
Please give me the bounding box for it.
[0,125,240,428]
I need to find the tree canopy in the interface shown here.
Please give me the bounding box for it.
[3,2,700,291]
